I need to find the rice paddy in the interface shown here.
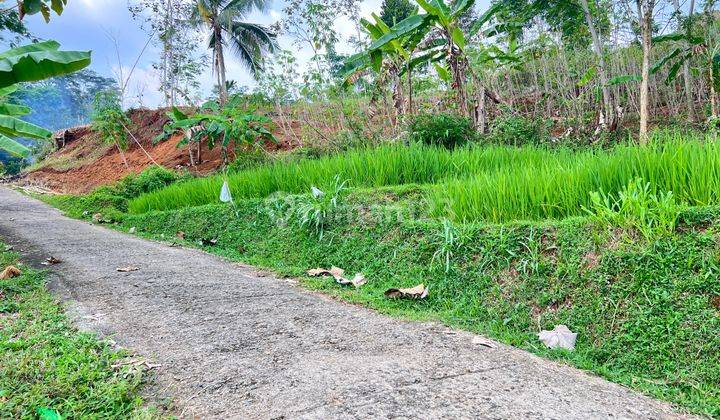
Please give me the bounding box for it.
[129,131,720,223]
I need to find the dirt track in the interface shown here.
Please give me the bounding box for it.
[0,187,690,419]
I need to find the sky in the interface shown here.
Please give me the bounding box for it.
[23,0,390,108]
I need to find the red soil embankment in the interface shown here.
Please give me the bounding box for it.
[25,108,298,194]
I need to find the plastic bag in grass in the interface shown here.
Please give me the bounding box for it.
[538,325,577,351]
[220,180,233,203]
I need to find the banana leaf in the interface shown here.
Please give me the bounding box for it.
[0,115,52,140]
[0,43,91,88]
[0,134,30,158]
[0,103,31,116]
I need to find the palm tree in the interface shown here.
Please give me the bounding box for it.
[190,0,277,104]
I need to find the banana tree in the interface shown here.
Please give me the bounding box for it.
[344,11,428,122]
[650,12,720,120]
[0,40,91,158]
[365,0,503,129]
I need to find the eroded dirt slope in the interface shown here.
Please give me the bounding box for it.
[24,108,298,194]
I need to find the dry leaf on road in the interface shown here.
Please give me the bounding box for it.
[472,336,497,348]
[384,283,429,299]
[41,256,62,265]
[0,266,21,279]
[117,266,140,272]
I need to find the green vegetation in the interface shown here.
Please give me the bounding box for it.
[70,188,717,417]
[46,166,185,220]
[129,132,720,224]
[40,155,720,416]
[409,112,475,149]
[0,243,158,418]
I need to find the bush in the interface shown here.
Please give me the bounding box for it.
[487,114,552,146]
[409,112,475,149]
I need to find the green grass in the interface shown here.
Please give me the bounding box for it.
[127,142,568,214]
[432,137,720,222]
[36,136,720,416]
[0,244,161,418]
[115,190,720,417]
[128,132,720,224]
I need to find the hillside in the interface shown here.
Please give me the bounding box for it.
[22,109,298,194]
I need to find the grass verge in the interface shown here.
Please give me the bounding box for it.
[0,242,161,418]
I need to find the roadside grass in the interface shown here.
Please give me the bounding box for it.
[113,191,720,417]
[0,244,162,418]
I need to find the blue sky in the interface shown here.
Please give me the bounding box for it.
[23,0,490,108]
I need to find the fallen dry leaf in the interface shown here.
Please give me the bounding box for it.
[350,273,367,288]
[384,283,429,299]
[472,336,497,348]
[128,227,136,234]
[710,295,720,310]
[41,256,62,266]
[117,266,140,272]
[176,231,185,240]
[307,267,367,288]
[0,266,21,279]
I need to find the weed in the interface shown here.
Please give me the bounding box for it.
[289,174,349,239]
[0,244,159,418]
[584,179,682,240]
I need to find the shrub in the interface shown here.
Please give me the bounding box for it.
[487,114,552,146]
[409,112,474,149]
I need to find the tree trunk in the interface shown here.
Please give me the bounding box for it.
[673,0,696,122]
[637,0,655,143]
[215,26,228,105]
[579,0,613,128]
[406,61,414,116]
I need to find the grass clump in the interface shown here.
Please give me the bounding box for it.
[127,143,573,213]
[44,166,187,220]
[0,244,159,418]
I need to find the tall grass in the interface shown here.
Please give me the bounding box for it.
[431,133,720,222]
[129,131,720,224]
[128,143,558,213]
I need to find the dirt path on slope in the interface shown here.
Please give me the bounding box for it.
[0,187,690,419]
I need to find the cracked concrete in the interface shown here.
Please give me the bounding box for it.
[0,187,690,419]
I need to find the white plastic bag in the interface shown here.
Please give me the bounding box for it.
[220,180,233,203]
[538,325,577,351]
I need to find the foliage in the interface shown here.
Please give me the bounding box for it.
[188,0,277,102]
[91,91,130,150]
[583,179,682,240]
[0,243,157,418]
[9,69,117,131]
[154,101,276,163]
[42,166,185,219]
[129,0,206,106]
[285,175,349,238]
[113,191,720,417]
[380,0,416,26]
[16,0,66,22]
[408,112,475,148]
[0,41,91,158]
[486,114,552,146]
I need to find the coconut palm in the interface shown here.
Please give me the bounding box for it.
[190,0,277,104]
